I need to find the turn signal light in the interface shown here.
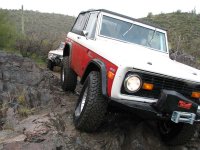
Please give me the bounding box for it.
[142,83,154,91]
[107,71,115,80]
[191,92,200,99]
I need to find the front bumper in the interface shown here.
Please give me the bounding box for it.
[110,90,200,124]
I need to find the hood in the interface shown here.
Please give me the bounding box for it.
[93,38,200,83]
[49,49,63,56]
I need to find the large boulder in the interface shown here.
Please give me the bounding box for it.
[0,51,59,109]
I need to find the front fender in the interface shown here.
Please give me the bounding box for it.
[80,59,107,97]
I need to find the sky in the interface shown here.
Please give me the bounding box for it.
[0,0,200,18]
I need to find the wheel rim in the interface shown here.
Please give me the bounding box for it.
[75,87,88,117]
[62,68,65,82]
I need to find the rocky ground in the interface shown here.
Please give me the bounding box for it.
[0,51,200,150]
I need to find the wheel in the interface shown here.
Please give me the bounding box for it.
[47,60,54,71]
[61,56,77,91]
[157,120,196,146]
[73,71,108,132]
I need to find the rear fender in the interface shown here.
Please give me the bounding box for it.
[63,42,72,57]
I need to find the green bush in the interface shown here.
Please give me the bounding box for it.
[0,11,17,49]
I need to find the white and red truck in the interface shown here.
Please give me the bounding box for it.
[61,9,200,145]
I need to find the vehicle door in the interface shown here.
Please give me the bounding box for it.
[70,12,90,76]
[79,12,99,76]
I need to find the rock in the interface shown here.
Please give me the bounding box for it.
[2,71,10,81]
[5,134,26,143]
[0,130,16,143]
[121,122,168,150]
[39,89,53,106]
[4,108,18,130]
[0,51,58,110]
[0,81,3,91]
[0,72,3,80]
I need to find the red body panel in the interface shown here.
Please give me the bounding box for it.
[65,38,118,97]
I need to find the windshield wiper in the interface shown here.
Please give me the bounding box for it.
[147,28,157,47]
[123,24,134,37]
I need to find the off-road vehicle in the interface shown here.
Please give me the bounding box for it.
[61,9,200,145]
[47,42,64,71]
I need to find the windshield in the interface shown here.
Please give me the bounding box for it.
[100,15,167,52]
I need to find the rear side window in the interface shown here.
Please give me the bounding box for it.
[72,13,89,34]
[84,12,98,39]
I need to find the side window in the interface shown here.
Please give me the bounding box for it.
[84,12,98,39]
[72,13,89,34]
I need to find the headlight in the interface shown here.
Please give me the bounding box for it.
[124,74,142,93]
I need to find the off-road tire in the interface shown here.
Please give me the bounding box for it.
[47,60,54,71]
[158,120,196,146]
[73,71,108,132]
[61,57,77,91]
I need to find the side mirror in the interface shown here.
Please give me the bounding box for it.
[82,30,88,37]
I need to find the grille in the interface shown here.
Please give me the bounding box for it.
[121,71,200,102]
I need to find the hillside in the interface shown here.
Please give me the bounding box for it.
[142,11,200,57]
[0,9,75,43]
[0,9,76,60]
[1,9,200,64]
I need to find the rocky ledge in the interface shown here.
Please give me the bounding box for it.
[0,51,200,150]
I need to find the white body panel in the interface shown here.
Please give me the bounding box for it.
[48,49,63,57]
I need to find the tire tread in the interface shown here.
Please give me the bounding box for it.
[61,57,77,91]
[74,71,107,132]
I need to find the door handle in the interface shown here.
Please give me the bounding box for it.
[77,36,81,39]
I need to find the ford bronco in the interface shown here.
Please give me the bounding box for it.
[61,9,200,145]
